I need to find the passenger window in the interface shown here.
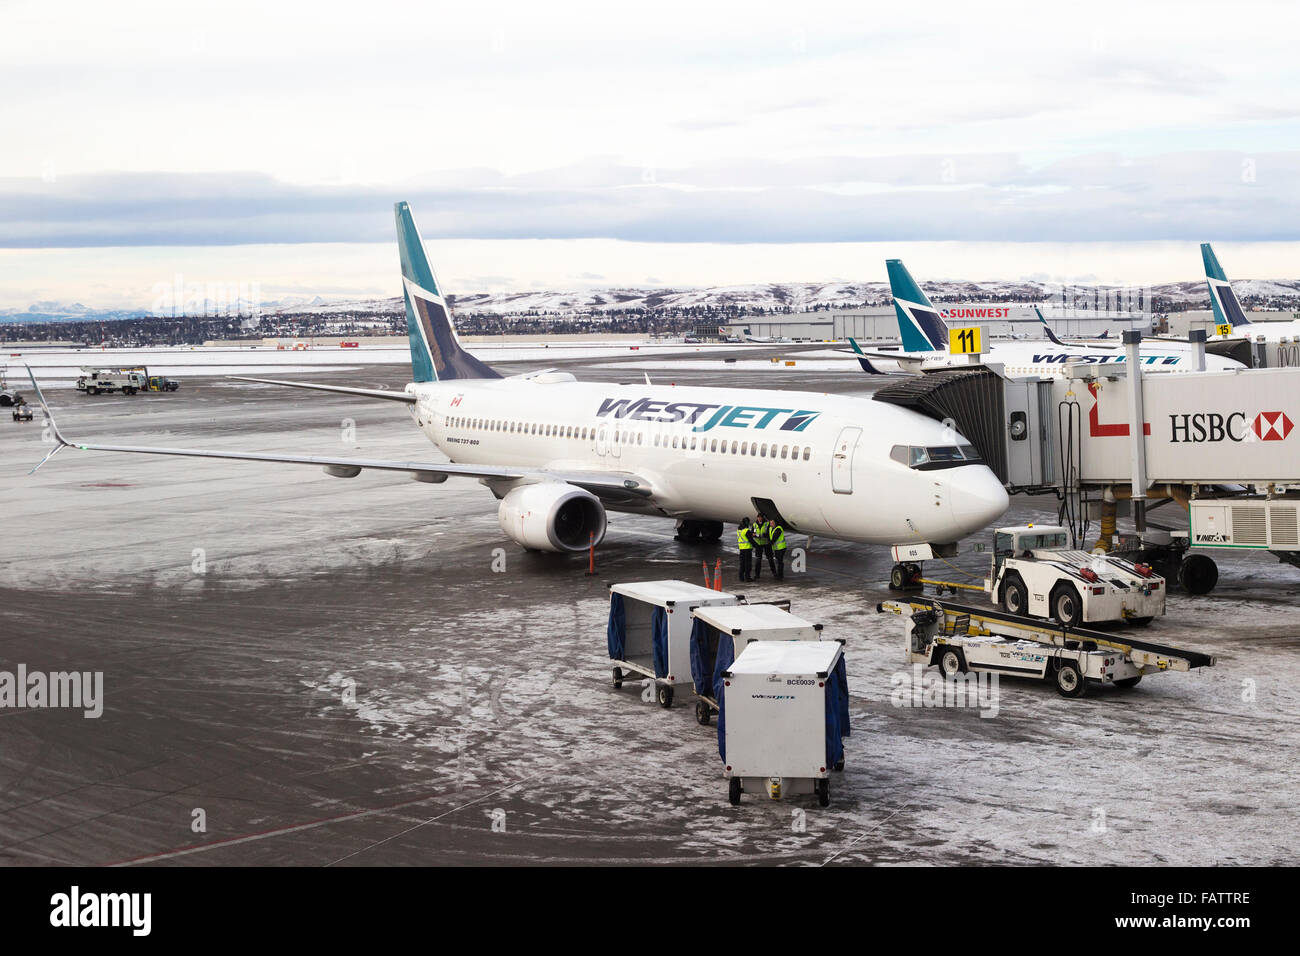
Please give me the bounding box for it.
[802,448,811,461]
[672,436,679,449]
[731,441,739,454]
[710,439,718,453]
[781,445,788,459]
[637,432,643,445]
[689,437,697,450]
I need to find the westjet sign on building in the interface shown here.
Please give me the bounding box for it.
[1081,369,1299,484]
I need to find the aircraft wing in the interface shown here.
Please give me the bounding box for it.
[25,369,653,503]
[232,376,417,403]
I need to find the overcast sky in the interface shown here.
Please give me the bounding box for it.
[3,0,1299,308]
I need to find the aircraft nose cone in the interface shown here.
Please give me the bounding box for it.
[947,465,1009,534]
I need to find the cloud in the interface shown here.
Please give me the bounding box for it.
[4,149,1300,249]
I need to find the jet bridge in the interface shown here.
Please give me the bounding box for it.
[872,344,1300,587]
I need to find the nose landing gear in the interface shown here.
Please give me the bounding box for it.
[889,562,924,591]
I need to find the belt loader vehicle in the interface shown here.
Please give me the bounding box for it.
[879,598,1213,699]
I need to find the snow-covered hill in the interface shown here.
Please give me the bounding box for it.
[7,277,1300,323]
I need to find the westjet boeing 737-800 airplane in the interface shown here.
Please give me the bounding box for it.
[28,203,1008,555]
[852,259,1243,377]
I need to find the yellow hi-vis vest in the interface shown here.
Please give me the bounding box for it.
[736,527,753,550]
[771,524,786,550]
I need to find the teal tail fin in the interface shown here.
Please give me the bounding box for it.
[395,202,500,382]
[886,259,948,352]
[1201,242,1249,329]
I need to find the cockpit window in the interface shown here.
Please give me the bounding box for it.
[926,446,965,463]
[892,443,982,470]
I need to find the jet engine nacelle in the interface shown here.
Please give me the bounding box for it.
[497,482,607,553]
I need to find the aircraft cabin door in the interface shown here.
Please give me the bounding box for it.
[595,424,609,457]
[831,426,862,494]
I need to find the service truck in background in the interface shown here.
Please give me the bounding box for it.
[76,366,180,396]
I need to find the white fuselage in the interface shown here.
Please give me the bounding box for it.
[405,376,1008,546]
[911,341,1242,377]
[1213,320,1300,344]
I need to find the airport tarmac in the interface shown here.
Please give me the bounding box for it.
[1,353,1298,866]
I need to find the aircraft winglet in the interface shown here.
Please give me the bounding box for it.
[25,366,72,474]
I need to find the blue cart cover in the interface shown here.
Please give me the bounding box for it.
[834,655,850,738]
[824,662,846,768]
[651,605,669,678]
[690,619,740,697]
[689,619,720,695]
[606,592,626,660]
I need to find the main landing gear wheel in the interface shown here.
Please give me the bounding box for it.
[815,778,830,807]
[728,777,742,806]
[695,700,711,725]
[1053,660,1087,698]
[657,684,674,709]
[675,520,723,543]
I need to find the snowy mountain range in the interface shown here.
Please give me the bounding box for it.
[4,278,1299,323]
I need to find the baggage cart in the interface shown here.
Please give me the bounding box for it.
[607,580,739,708]
[688,603,824,726]
[718,641,849,807]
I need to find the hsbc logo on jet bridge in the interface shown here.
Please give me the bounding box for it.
[1168,410,1295,443]
[595,397,820,434]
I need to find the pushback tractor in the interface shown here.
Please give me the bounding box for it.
[985,524,1165,627]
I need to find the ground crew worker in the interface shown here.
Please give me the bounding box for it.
[736,517,754,582]
[751,513,770,580]
[768,518,787,579]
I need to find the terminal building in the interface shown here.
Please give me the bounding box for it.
[716,304,1153,343]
